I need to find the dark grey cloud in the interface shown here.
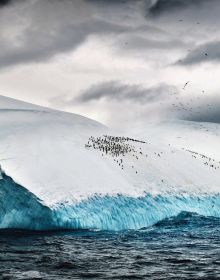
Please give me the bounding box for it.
[187,109,220,124]
[74,81,175,104]
[0,0,211,70]
[0,0,11,6]
[1,0,142,69]
[177,41,220,65]
[0,0,195,70]
[48,80,177,127]
[0,12,127,69]
[149,0,211,16]
[0,0,24,7]
[117,35,186,54]
[181,95,220,124]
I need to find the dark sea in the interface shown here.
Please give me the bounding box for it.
[0,212,220,280]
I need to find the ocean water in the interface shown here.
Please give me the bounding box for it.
[0,212,220,280]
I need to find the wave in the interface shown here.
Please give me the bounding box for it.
[0,172,220,231]
[155,211,220,229]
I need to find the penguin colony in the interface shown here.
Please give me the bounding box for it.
[85,135,147,172]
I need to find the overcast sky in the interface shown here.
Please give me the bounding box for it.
[0,0,220,128]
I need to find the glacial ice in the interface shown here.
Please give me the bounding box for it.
[53,194,220,231]
[1,170,220,231]
[0,172,53,230]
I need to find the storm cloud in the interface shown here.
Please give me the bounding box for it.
[0,0,217,69]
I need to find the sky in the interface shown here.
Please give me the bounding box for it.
[0,0,220,128]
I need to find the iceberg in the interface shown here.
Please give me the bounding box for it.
[0,95,220,230]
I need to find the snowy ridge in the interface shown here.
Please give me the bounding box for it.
[0,95,220,230]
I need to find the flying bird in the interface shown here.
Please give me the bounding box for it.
[183,81,190,90]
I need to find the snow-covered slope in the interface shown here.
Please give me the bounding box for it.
[0,95,219,230]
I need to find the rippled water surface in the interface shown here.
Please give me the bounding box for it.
[0,212,220,280]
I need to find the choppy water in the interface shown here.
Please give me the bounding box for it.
[0,212,220,280]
